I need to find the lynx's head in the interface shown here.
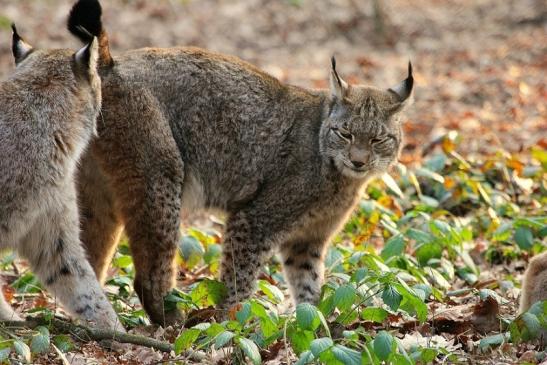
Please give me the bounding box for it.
[320,57,413,179]
[10,24,101,136]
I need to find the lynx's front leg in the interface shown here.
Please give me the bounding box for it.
[220,212,273,311]
[280,240,328,305]
[19,190,121,330]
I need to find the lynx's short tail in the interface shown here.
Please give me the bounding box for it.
[68,0,113,67]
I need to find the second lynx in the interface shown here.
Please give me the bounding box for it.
[69,0,414,325]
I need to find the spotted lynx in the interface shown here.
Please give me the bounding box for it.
[0,25,121,329]
[68,0,413,325]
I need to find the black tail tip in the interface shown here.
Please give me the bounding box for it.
[67,0,103,41]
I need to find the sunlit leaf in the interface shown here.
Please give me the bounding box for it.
[30,326,49,354]
[190,279,227,306]
[333,285,356,312]
[296,303,320,331]
[236,302,252,324]
[361,307,389,323]
[214,331,235,350]
[382,174,404,199]
[310,337,333,357]
[288,328,314,355]
[179,235,205,269]
[373,331,394,361]
[331,344,361,365]
[258,280,284,303]
[13,340,31,363]
[382,285,402,311]
[174,328,201,354]
[415,167,445,183]
[514,226,533,250]
[381,235,405,260]
[52,335,73,353]
[295,350,315,365]
[237,337,261,365]
[479,333,508,350]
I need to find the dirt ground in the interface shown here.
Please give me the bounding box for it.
[0,0,545,163]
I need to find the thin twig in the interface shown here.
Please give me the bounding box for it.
[0,318,172,352]
[0,317,205,361]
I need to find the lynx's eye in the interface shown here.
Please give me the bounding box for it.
[331,127,353,142]
[370,137,386,145]
[371,135,395,146]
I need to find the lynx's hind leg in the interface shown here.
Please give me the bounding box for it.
[78,148,123,283]
[124,172,183,326]
[520,251,547,313]
[19,187,122,330]
[280,240,327,305]
[94,87,185,326]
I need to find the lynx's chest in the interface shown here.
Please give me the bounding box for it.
[288,182,364,243]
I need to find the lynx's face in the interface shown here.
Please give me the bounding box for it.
[320,59,413,179]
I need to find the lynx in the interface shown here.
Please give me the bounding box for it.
[520,251,547,344]
[0,25,121,329]
[520,251,547,312]
[68,0,413,325]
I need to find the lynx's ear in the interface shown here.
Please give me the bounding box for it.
[389,62,414,103]
[11,24,33,65]
[330,56,348,100]
[74,36,99,78]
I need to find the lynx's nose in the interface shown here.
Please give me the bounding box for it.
[349,146,369,169]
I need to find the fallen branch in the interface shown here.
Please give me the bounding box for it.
[0,317,206,361]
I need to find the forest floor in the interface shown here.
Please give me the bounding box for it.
[0,0,545,364]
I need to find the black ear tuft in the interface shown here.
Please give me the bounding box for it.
[68,0,103,42]
[389,61,414,102]
[406,61,414,95]
[11,23,20,53]
[11,23,18,38]
[329,55,348,100]
[11,23,33,64]
[330,55,343,87]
